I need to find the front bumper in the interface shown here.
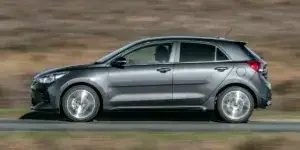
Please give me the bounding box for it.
[31,102,58,112]
[30,81,59,113]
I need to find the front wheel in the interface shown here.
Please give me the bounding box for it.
[62,85,100,122]
[216,86,254,123]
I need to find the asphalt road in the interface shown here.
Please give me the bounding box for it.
[1,119,300,132]
[0,111,299,132]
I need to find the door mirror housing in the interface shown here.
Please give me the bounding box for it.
[111,57,127,67]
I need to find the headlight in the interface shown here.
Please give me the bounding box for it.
[37,71,69,84]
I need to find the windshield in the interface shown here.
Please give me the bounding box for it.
[95,40,140,63]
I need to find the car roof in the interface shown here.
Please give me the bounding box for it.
[96,36,248,63]
[133,36,247,45]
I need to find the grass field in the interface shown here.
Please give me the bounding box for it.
[0,131,299,150]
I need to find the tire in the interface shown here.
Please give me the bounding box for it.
[62,85,100,122]
[216,86,254,123]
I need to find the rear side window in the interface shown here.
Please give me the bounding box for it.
[179,43,215,62]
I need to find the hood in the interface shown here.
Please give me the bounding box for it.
[34,63,95,79]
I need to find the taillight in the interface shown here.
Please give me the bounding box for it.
[247,61,261,72]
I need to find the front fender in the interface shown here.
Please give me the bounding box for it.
[56,78,109,110]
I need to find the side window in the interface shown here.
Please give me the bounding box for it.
[216,49,229,61]
[124,43,172,65]
[179,43,215,62]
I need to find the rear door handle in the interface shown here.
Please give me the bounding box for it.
[157,68,171,73]
[215,66,228,72]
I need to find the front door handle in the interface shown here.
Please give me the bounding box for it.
[157,68,171,73]
[215,66,228,72]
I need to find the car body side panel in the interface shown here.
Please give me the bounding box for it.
[249,71,272,108]
[107,64,174,107]
[201,78,260,111]
[173,62,234,105]
[203,62,270,110]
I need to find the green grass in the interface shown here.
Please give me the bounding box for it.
[0,108,29,114]
[0,108,29,118]
[0,131,258,141]
[0,131,70,140]
[99,132,249,141]
[252,109,300,120]
[0,131,298,150]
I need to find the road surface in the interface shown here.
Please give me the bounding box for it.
[0,111,295,132]
[1,119,300,132]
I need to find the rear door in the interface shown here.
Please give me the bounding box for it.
[172,41,234,105]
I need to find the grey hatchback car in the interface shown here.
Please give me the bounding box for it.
[30,36,272,123]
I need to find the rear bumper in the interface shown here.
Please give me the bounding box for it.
[257,82,272,109]
[259,91,272,108]
[247,70,272,109]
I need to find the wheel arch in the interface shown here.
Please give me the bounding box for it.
[58,82,104,114]
[215,83,258,108]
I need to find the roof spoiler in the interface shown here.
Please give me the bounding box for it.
[235,41,247,45]
[216,36,247,45]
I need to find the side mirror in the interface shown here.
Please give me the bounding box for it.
[111,57,127,67]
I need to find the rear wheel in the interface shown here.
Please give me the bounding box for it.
[216,86,254,123]
[62,85,100,122]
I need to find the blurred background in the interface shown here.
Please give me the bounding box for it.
[1,0,299,110]
[0,0,300,149]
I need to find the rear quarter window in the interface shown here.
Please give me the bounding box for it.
[217,43,260,61]
[216,49,229,61]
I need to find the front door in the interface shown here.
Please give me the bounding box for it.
[107,42,175,108]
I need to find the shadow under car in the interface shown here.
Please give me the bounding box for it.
[19,110,219,122]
